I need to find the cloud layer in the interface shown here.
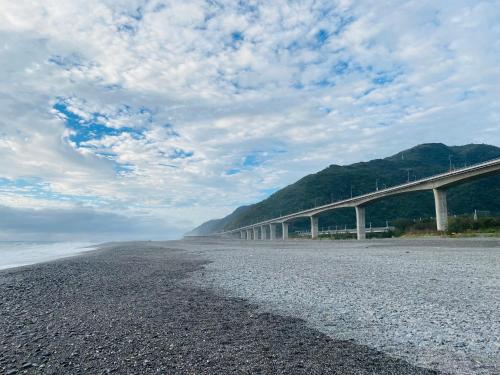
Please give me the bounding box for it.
[0,0,499,239]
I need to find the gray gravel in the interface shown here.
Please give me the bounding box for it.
[183,237,500,375]
[0,241,437,374]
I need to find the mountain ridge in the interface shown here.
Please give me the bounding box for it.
[187,143,500,236]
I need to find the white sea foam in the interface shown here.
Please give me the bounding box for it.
[0,241,98,270]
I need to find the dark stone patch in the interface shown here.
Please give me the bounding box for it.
[0,243,439,374]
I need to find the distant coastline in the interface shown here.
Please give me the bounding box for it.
[0,241,97,270]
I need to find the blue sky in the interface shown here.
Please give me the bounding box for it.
[0,0,499,240]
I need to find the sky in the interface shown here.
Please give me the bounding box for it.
[0,0,499,240]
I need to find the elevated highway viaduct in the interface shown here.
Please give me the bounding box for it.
[218,157,500,240]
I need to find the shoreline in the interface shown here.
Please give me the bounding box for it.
[0,241,101,272]
[0,241,437,374]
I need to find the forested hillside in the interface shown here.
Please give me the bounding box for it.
[188,143,500,235]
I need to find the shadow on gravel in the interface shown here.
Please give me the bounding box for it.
[0,243,439,374]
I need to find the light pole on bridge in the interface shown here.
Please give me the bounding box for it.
[405,168,411,183]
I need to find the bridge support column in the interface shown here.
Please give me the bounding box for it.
[433,188,448,231]
[240,231,245,239]
[253,227,258,240]
[246,229,252,240]
[269,224,277,240]
[282,222,289,240]
[261,225,268,240]
[310,216,319,239]
[355,206,366,240]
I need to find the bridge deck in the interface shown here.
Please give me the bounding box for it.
[220,157,500,235]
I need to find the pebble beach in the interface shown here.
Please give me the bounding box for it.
[1,238,498,374]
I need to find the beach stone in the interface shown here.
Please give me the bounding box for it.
[0,240,483,374]
[186,237,500,375]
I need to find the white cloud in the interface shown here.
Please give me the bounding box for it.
[0,0,499,238]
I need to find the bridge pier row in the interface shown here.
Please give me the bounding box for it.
[282,222,289,240]
[261,225,268,240]
[433,188,448,231]
[310,216,319,239]
[269,223,277,240]
[355,206,366,240]
[253,227,258,240]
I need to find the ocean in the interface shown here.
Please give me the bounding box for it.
[0,241,98,270]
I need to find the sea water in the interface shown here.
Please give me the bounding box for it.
[0,241,98,270]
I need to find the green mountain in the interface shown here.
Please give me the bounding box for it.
[188,143,500,236]
[185,205,251,236]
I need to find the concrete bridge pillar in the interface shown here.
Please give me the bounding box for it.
[246,229,252,240]
[261,225,268,240]
[253,227,258,240]
[269,223,277,240]
[282,222,289,240]
[240,231,245,239]
[355,206,366,240]
[310,216,319,239]
[433,188,448,231]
